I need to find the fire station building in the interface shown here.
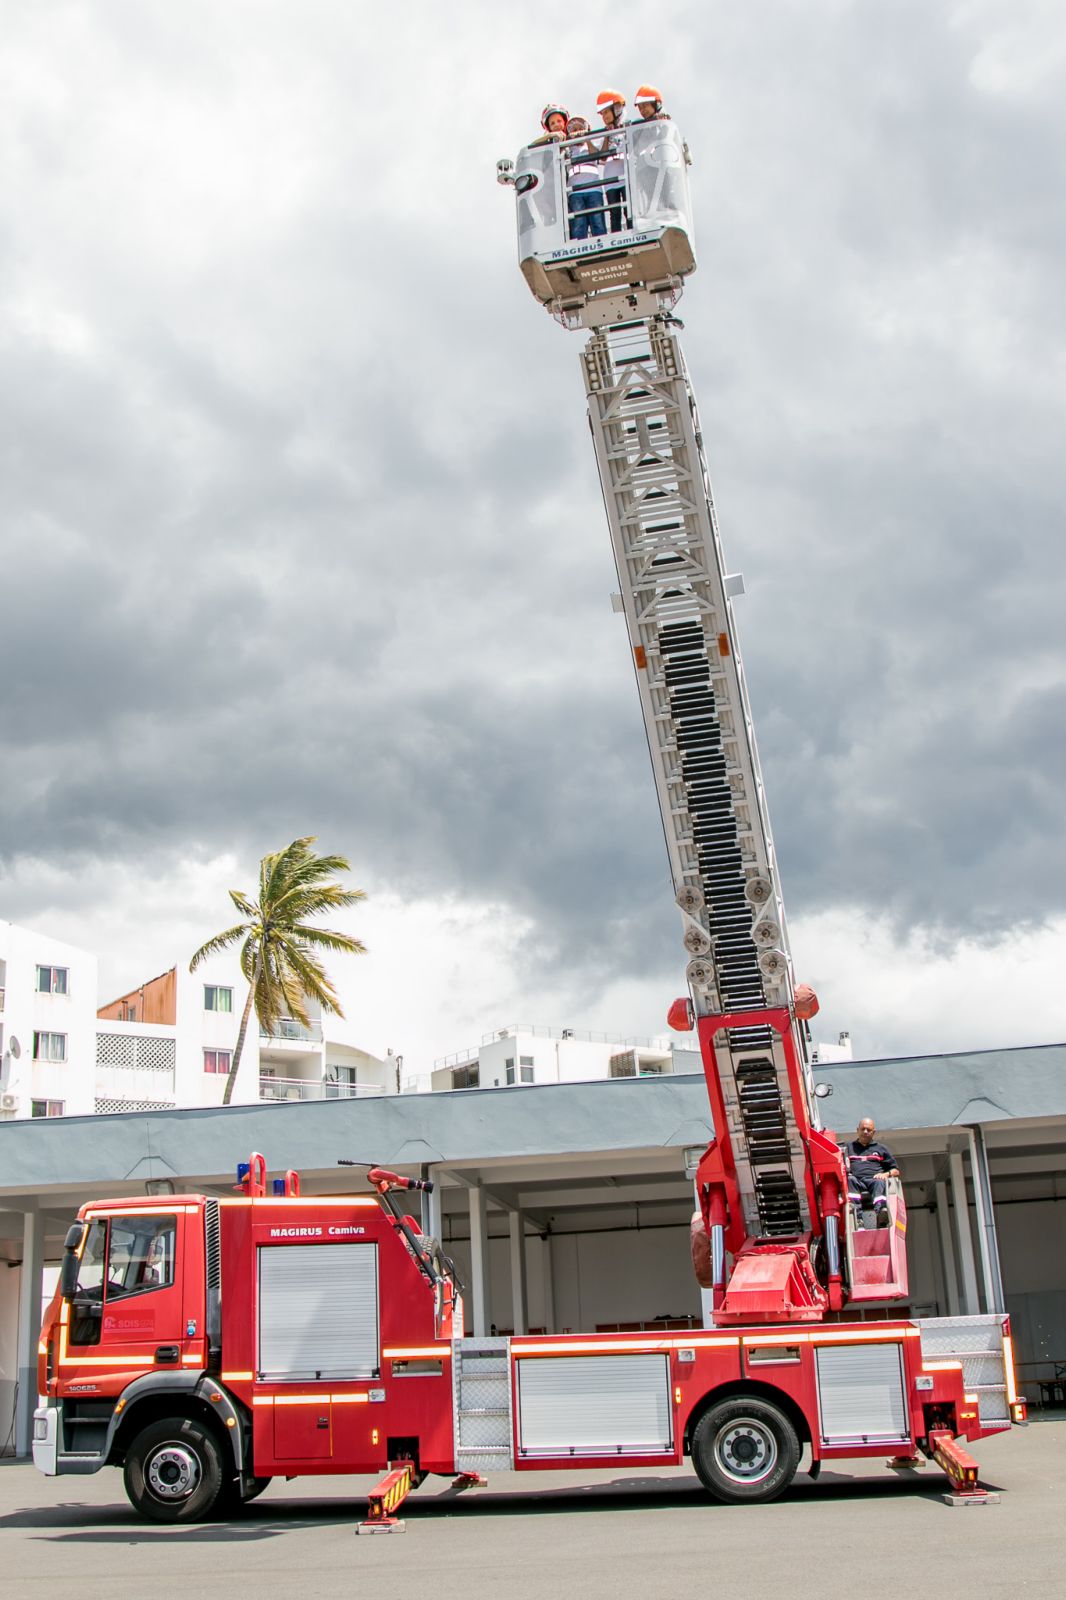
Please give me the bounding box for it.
[2,1039,1064,1457]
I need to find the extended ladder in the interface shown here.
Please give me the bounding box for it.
[583,318,814,1244]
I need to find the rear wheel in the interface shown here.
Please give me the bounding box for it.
[691,1397,800,1505]
[123,1416,224,1523]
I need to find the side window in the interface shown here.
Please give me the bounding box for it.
[68,1220,108,1346]
[106,1216,177,1299]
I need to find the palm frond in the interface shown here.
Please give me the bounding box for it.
[229,889,257,919]
[290,923,367,957]
[275,933,345,1017]
[189,924,248,970]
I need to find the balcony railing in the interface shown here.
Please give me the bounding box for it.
[259,1018,323,1044]
[258,1075,382,1102]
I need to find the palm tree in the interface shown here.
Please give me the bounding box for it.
[190,837,367,1106]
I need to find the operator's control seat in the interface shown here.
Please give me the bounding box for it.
[845,1175,909,1303]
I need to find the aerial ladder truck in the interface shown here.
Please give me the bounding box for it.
[30,118,1024,1526]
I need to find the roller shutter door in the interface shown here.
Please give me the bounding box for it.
[517,1353,672,1454]
[258,1243,379,1380]
[815,1342,909,1443]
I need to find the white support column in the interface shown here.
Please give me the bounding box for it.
[420,1166,442,1243]
[967,1127,1005,1314]
[508,1211,528,1336]
[934,1179,961,1317]
[948,1149,981,1314]
[15,1210,44,1457]
[468,1184,489,1337]
[541,1234,556,1334]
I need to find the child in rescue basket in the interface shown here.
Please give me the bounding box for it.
[564,115,607,240]
[531,103,569,146]
[594,89,628,232]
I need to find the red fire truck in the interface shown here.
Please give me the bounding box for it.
[33,1153,1022,1523]
[33,122,1026,1522]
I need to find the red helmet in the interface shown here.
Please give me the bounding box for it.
[596,89,626,110]
[634,83,663,108]
[541,103,569,131]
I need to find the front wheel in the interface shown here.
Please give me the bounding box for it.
[123,1416,224,1523]
[691,1397,800,1504]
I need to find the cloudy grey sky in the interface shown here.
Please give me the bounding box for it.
[2,0,1064,1070]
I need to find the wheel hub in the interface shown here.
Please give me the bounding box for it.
[146,1444,201,1500]
[715,1418,777,1482]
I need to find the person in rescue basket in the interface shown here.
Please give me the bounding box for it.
[634,84,670,120]
[531,103,569,146]
[564,115,607,239]
[594,89,628,232]
[844,1118,900,1228]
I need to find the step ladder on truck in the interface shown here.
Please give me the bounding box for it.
[31,120,1025,1526]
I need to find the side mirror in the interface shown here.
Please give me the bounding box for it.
[59,1222,85,1300]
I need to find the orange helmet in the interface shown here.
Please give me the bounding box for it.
[541,103,569,131]
[596,88,626,110]
[634,84,663,106]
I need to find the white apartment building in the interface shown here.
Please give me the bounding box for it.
[431,1024,682,1093]
[97,951,396,1111]
[0,921,393,1122]
[430,1021,855,1093]
[0,923,100,1120]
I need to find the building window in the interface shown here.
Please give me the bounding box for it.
[32,1031,67,1062]
[36,965,69,995]
[204,1049,232,1074]
[31,1099,65,1118]
[504,1057,515,1086]
[204,985,233,1013]
[452,1063,480,1090]
[520,1054,535,1084]
[639,1060,669,1075]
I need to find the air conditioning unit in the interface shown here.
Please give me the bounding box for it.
[1,1092,19,1112]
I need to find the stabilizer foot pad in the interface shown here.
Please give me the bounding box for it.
[358,1519,407,1534]
[941,1493,1000,1507]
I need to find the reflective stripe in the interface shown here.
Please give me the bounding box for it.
[218,1197,379,1208]
[59,1356,152,1367]
[383,1346,451,1359]
[1003,1334,1019,1403]
[221,1371,253,1381]
[84,1205,199,1218]
[511,1335,739,1356]
[252,1392,370,1406]
[923,1361,963,1371]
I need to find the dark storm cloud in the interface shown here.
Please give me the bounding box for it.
[1,0,1064,1008]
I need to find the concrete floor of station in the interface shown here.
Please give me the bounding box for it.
[2,1417,1063,1600]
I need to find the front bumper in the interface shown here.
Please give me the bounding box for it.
[32,1404,58,1475]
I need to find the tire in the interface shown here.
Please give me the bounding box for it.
[123,1416,225,1523]
[691,1397,801,1505]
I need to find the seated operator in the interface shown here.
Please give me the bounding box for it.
[844,1117,899,1228]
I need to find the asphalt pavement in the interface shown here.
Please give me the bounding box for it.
[2,1418,1063,1600]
